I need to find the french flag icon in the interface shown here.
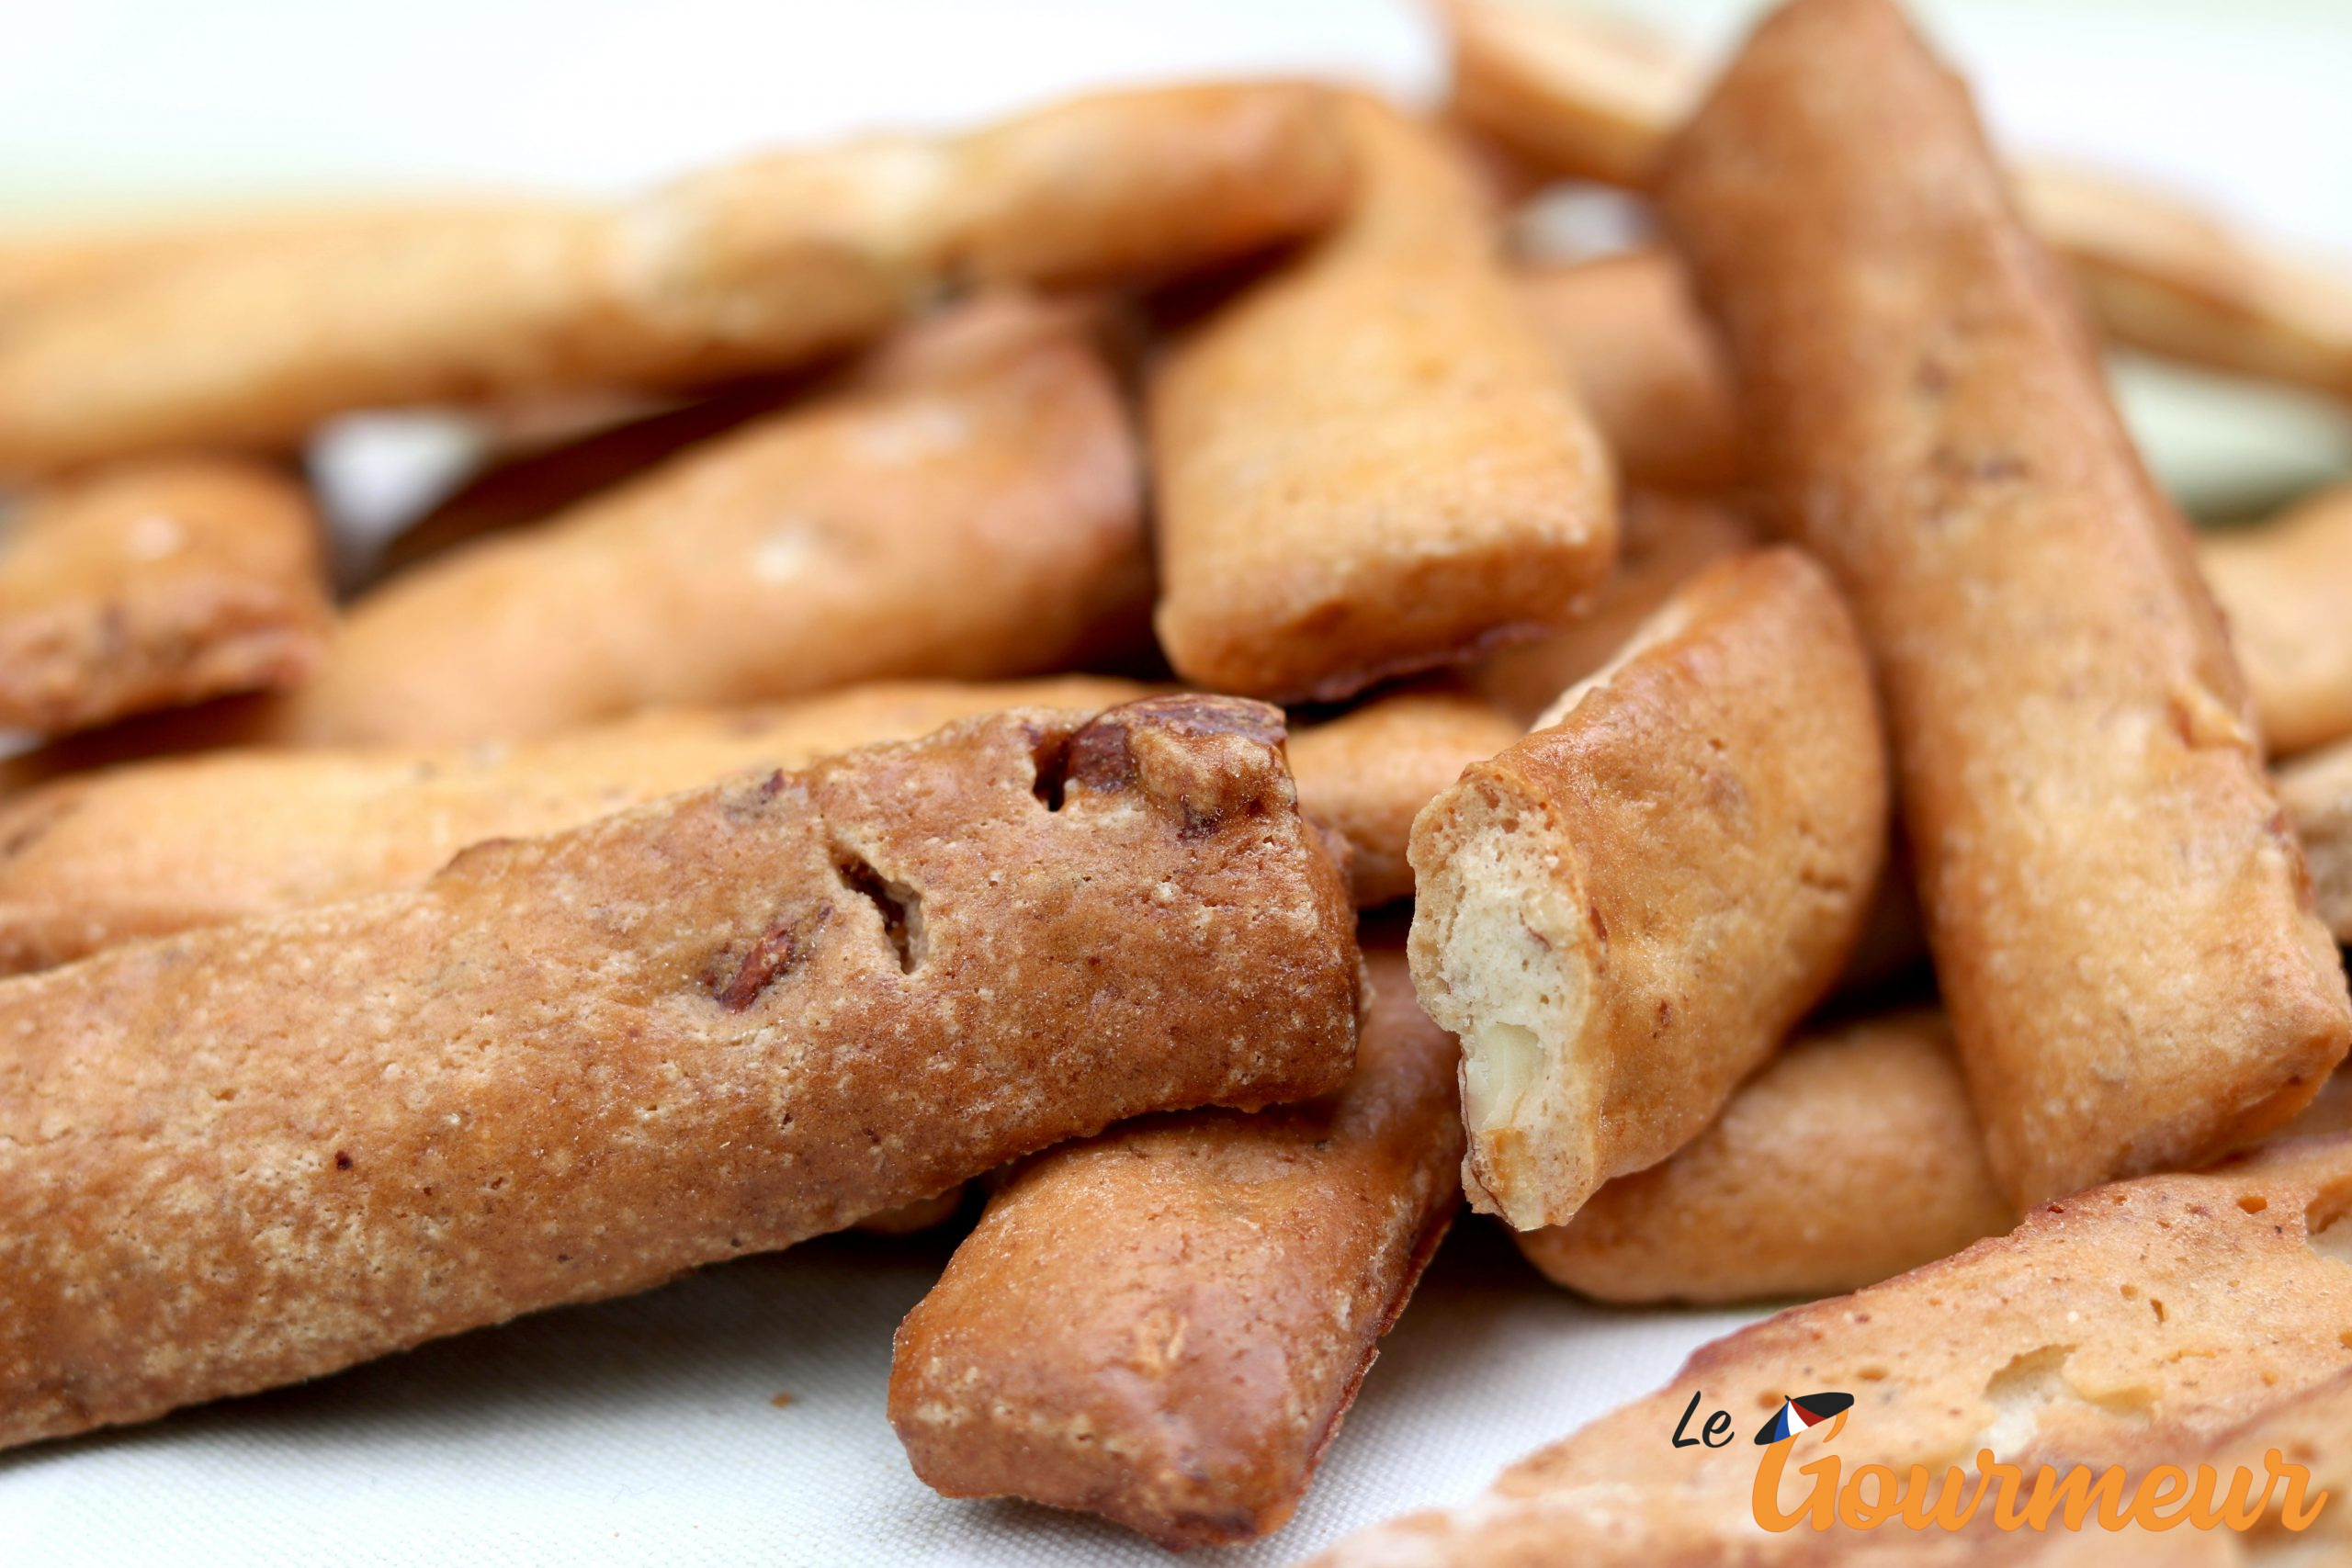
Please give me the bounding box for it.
[1753,1391,1855,1445]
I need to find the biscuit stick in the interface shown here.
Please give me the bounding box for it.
[0,696,1361,1451]
[0,457,330,736]
[2201,482,2352,758]
[1515,252,1742,494]
[0,679,1515,971]
[1313,1135,2352,1566]
[0,84,1351,474]
[1149,95,1615,702]
[1519,1010,2011,1305]
[888,938,1460,1550]
[1408,547,1885,1229]
[262,295,1148,745]
[1659,0,2351,1207]
[0,676,1144,972]
[1442,0,2352,403]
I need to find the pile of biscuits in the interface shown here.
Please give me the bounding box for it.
[4,0,2352,1558]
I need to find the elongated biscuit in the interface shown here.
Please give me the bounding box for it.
[2281,739,2352,945]
[1449,0,2352,406]
[1660,0,2351,1208]
[0,696,1360,1451]
[2202,482,2352,759]
[0,679,1519,970]
[0,676,1144,972]
[888,938,1460,1550]
[256,295,1148,745]
[1408,547,1885,1229]
[1469,491,1756,726]
[1519,1010,2011,1305]
[0,85,1350,475]
[0,457,330,736]
[1290,690,1525,908]
[1150,95,1615,702]
[1516,252,1742,493]
[1313,1134,2352,1566]
[1530,1024,2352,1312]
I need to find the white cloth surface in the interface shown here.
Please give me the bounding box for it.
[2,1223,1759,1566]
[0,3,2348,1564]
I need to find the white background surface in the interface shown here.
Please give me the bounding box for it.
[2,3,2350,1564]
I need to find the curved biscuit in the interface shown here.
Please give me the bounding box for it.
[888,939,1461,1549]
[1660,0,2351,1206]
[0,457,329,736]
[0,84,1351,474]
[265,297,1149,744]
[1408,546,1886,1229]
[0,697,1361,1451]
[1520,1010,2012,1305]
[1315,1135,2352,1565]
[2280,738,2352,944]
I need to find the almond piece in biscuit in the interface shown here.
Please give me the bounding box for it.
[1408,546,1885,1229]
[0,696,1360,1451]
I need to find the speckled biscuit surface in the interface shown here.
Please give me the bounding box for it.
[1408,547,1885,1230]
[1313,1135,2352,1566]
[0,696,1360,1452]
[0,675,1148,972]
[1150,95,1615,703]
[1659,0,2352,1209]
[887,939,1459,1549]
[0,457,329,735]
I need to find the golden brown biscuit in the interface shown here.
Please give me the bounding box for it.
[0,677,1512,971]
[1515,252,1742,493]
[1469,491,1757,726]
[2201,482,2352,759]
[1530,1033,2352,1315]
[888,938,1460,1550]
[1438,0,1698,188]
[1312,1134,2352,1566]
[1444,0,2352,405]
[1659,0,2351,1208]
[1149,95,1615,703]
[0,696,1361,1451]
[1408,547,1886,1229]
[0,676,1145,972]
[0,457,329,736]
[1290,690,1526,908]
[2280,739,2352,945]
[1518,1010,2011,1305]
[258,295,1149,745]
[0,85,1351,475]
